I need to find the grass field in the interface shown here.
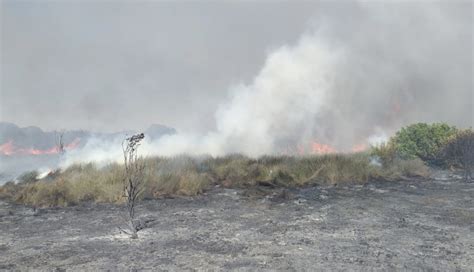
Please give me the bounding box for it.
[0,153,429,207]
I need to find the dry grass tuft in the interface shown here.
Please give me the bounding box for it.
[1,153,431,207]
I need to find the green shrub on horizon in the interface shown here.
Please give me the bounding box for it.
[390,123,457,164]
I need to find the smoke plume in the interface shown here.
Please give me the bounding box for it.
[131,2,471,157]
[2,2,473,170]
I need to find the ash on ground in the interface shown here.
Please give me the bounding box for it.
[0,173,472,270]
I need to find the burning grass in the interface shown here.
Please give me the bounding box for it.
[0,153,429,207]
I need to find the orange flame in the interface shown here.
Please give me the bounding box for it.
[311,141,337,154]
[0,140,15,156]
[351,143,367,153]
[295,140,368,155]
[0,138,80,156]
[64,138,81,150]
[292,140,338,155]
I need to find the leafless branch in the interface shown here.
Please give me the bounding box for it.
[122,133,146,238]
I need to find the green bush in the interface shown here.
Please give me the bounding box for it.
[390,123,457,164]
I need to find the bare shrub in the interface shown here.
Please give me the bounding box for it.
[121,133,145,238]
[55,130,65,155]
[442,129,474,180]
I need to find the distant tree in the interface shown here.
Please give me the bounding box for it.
[121,133,146,238]
[442,129,474,181]
[55,130,65,155]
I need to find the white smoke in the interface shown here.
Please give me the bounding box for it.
[368,132,389,147]
[59,136,125,167]
[61,34,342,164]
[58,2,471,166]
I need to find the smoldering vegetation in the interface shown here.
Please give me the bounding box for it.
[0,153,429,208]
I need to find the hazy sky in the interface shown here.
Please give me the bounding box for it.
[1,1,325,132]
[1,1,472,136]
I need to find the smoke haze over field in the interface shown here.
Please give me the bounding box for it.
[1,1,473,159]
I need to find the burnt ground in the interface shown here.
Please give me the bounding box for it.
[0,172,473,271]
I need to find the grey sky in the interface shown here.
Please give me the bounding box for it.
[1,1,472,138]
[1,1,323,132]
